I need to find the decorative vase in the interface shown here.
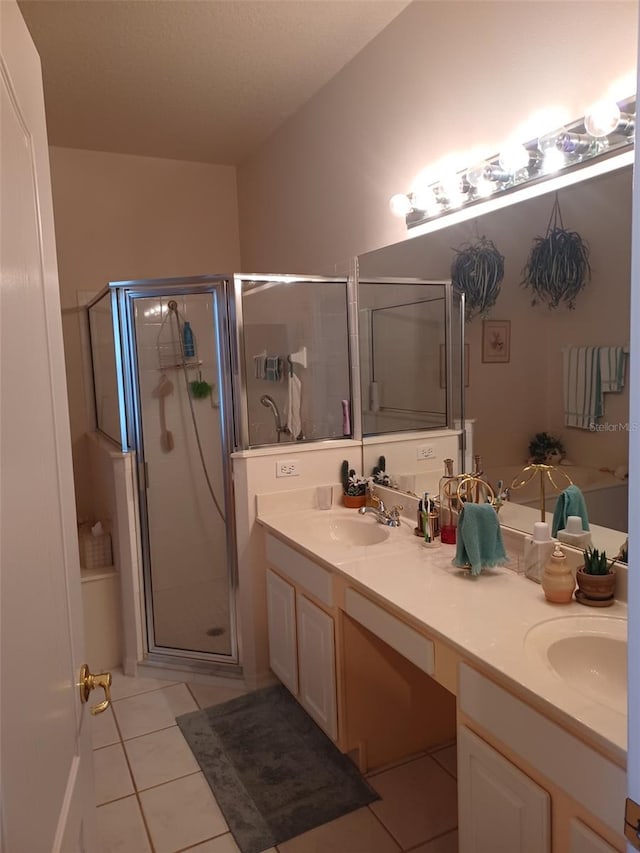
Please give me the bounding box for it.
[575,566,616,604]
[343,493,366,509]
[541,546,575,603]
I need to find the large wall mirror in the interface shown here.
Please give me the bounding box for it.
[357,156,631,556]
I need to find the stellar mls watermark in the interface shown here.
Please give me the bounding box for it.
[588,421,639,432]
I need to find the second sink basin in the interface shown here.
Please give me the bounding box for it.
[310,516,390,546]
[524,615,627,714]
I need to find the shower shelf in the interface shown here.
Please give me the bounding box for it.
[156,359,202,370]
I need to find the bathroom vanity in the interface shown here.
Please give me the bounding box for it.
[257,490,627,853]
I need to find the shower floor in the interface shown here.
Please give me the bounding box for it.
[152,578,232,656]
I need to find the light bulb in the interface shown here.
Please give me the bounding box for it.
[542,147,566,174]
[538,129,564,153]
[498,143,529,173]
[437,174,465,208]
[584,101,621,137]
[389,193,411,218]
[475,178,494,198]
[466,161,489,188]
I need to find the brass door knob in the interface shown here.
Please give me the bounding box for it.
[78,664,113,715]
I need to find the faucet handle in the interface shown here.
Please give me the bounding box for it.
[389,504,403,521]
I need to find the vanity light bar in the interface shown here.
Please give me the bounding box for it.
[391,97,635,230]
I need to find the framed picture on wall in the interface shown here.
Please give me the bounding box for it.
[440,343,470,388]
[482,320,511,363]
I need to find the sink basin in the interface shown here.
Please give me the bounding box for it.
[524,615,627,714]
[309,516,390,546]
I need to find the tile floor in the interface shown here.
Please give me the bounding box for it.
[94,669,459,853]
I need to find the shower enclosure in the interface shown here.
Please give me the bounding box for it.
[87,274,351,672]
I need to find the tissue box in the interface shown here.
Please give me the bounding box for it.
[79,526,113,569]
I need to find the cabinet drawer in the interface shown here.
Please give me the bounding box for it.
[344,588,434,676]
[266,534,333,606]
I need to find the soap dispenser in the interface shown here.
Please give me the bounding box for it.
[524,521,555,583]
[542,545,575,604]
[557,515,591,549]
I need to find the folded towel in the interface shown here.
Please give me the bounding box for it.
[563,346,602,429]
[599,346,626,393]
[452,503,507,577]
[265,356,282,382]
[286,372,302,439]
[552,484,590,536]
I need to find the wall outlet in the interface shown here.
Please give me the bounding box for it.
[416,445,435,460]
[276,459,299,478]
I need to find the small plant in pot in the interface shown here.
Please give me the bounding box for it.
[576,547,616,605]
[528,431,565,465]
[341,460,368,508]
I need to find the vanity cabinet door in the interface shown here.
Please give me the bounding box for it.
[266,569,298,695]
[569,820,619,853]
[296,593,337,741]
[458,725,550,853]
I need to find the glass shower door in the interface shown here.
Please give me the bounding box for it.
[129,285,237,662]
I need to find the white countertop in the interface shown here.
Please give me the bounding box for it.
[257,501,627,766]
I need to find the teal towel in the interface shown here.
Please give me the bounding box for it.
[552,484,590,536]
[452,503,507,577]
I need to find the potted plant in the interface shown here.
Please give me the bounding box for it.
[341,460,368,508]
[576,547,616,605]
[521,194,591,310]
[371,455,392,487]
[528,431,565,465]
[451,234,505,321]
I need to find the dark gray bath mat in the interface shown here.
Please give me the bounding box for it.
[176,683,378,853]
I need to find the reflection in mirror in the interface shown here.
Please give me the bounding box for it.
[358,280,465,440]
[359,281,450,435]
[357,159,631,555]
[237,276,351,448]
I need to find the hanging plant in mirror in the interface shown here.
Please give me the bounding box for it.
[521,193,591,310]
[451,234,504,321]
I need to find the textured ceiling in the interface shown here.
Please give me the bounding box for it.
[18,0,410,165]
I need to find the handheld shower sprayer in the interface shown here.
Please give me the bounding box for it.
[260,394,287,442]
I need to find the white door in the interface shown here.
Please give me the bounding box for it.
[266,568,299,694]
[296,594,337,741]
[1,3,96,851]
[457,726,550,853]
[628,36,640,853]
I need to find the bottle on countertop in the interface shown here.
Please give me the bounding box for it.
[524,521,555,583]
[557,515,592,549]
[542,545,575,604]
[439,458,457,544]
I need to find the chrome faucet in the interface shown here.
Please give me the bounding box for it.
[358,500,403,527]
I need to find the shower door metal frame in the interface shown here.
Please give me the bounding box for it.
[110,275,240,669]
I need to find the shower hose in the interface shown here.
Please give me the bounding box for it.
[168,301,226,523]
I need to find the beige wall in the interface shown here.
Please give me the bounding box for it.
[49,146,241,517]
[237,1,637,273]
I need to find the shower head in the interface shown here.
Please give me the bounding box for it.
[260,394,283,432]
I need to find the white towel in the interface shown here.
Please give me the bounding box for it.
[286,372,302,439]
[599,346,626,393]
[563,346,602,429]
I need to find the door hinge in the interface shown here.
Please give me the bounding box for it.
[625,797,640,849]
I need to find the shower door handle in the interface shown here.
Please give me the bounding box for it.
[78,664,112,715]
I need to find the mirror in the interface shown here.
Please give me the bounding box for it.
[357,160,631,556]
[358,280,462,435]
